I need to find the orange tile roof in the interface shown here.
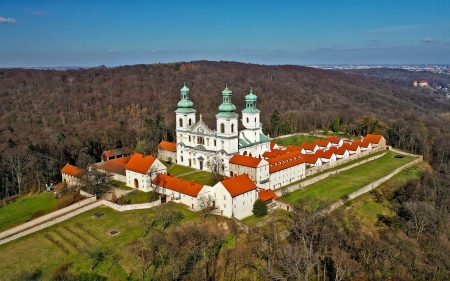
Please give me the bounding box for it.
[286,145,301,152]
[91,156,131,176]
[328,146,348,156]
[152,174,204,197]
[221,174,257,197]
[158,141,177,152]
[270,142,278,149]
[326,136,342,144]
[61,163,85,178]
[314,139,330,147]
[300,142,317,151]
[262,149,285,158]
[258,188,279,201]
[229,154,262,168]
[315,149,335,159]
[301,154,321,165]
[267,150,305,173]
[353,139,371,148]
[364,134,384,144]
[125,153,157,174]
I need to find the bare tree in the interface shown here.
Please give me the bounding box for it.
[146,166,160,201]
[197,194,217,219]
[4,148,29,195]
[208,157,224,185]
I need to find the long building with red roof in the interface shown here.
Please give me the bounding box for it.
[61,164,85,187]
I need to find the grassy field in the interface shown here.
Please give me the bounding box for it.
[168,164,196,176]
[181,171,215,186]
[273,135,324,146]
[281,151,419,208]
[348,162,427,228]
[0,202,206,280]
[0,192,58,232]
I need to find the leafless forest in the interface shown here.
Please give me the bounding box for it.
[2,61,450,280]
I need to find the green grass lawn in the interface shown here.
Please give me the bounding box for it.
[273,135,324,146]
[181,171,215,186]
[168,164,196,176]
[281,151,419,208]
[0,202,204,280]
[124,190,159,204]
[0,192,58,232]
[349,162,427,227]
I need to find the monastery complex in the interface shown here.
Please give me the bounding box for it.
[61,84,386,219]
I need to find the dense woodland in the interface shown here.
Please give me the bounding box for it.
[1,61,450,280]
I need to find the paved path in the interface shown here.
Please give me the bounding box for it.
[174,169,202,178]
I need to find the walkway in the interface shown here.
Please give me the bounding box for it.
[174,169,203,178]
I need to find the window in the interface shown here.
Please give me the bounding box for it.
[180,156,183,162]
[179,118,183,127]
[220,123,225,133]
[197,136,204,145]
[224,204,226,208]
[188,118,192,126]
[189,136,191,142]
[255,117,256,123]
[246,117,249,123]
[221,141,224,149]
[214,140,217,146]
[231,123,234,133]
[223,195,226,200]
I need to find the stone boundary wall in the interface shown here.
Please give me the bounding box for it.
[0,200,103,245]
[322,156,423,214]
[0,195,97,240]
[275,199,294,211]
[275,152,387,196]
[101,199,162,211]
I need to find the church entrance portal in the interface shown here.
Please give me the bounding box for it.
[188,159,192,167]
[134,179,139,189]
[199,161,203,170]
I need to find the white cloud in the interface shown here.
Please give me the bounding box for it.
[31,10,48,16]
[420,37,438,43]
[0,16,19,24]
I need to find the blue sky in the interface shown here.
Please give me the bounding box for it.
[1,0,449,67]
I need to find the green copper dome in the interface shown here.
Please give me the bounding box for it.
[218,85,236,112]
[245,88,257,102]
[175,83,196,114]
[242,87,260,113]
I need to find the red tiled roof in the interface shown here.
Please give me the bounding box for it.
[152,174,204,197]
[125,153,157,174]
[301,154,320,165]
[314,139,330,147]
[315,149,335,159]
[229,154,262,168]
[270,142,278,149]
[91,156,131,176]
[267,150,305,173]
[329,146,348,156]
[326,136,342,144]
[286,145,301,152]
[158,141,177,152]
[262,149,285,158]
[221,174,257,197]
[364,134,384,144]
[353,139,371,148]
[300,142,317,151]
[61,164,85,178]
[258,188,279,201]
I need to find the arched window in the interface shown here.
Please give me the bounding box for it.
[188,118,192,126]
[189,136,191,142]
[230,171,234,177]
[179,118,183,127]
[231,124,234,133]
[220,123,225,133]
[246,117,249,123]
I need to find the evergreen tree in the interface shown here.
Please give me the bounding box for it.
[270,110,281,137]
[333,116,340,133]
[252,199,268,218]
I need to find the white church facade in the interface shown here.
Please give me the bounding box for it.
[174,84,270,176]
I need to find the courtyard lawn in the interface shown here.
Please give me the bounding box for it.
[281,151,419,208]
[168,164,196,176]
[273,135,324,146]
[181,171,215,186]
[0,202,204,280]
[0,192,58,232]
[124,189,159,204]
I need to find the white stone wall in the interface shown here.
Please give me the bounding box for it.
[214,183,256,219]
[269,162,306,190]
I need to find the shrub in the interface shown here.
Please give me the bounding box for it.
[31,209,45,219]
[252,199,268,218]
[54,191,84,210]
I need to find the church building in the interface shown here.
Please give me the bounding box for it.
[174,84,271,176]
